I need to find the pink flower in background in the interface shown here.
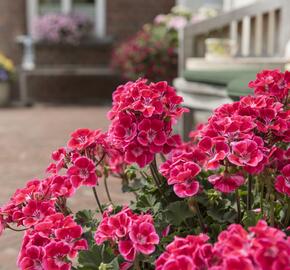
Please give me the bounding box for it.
[167,16,187,30]
[67,157,97,188]
[32,13,93,44]
[154,14,167,25]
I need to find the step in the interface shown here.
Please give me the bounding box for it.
[19,66,123,104]
[34,38,114,66]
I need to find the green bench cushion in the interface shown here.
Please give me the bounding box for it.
[226,74,256,99]
[182,68,261,86]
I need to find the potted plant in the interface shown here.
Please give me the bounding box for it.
[0,53,14,106]
[112,5,219,83]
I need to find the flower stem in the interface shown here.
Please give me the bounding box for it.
[92,187,103,214]
[104,176,113,205]
[284,198,290,227]
[152,157,163,184]
[188,198,205,232]
[260,180,264,215]
[235,189,241,223]
[149,163,163,193]
[134,257,141,270]
[6,223,27,232]
[270,194,275,227]
[247,175,253,211]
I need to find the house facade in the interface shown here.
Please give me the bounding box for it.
[0,0,175,64]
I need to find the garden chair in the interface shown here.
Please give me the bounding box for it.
[176,0,290,139]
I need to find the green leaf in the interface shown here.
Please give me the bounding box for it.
[242,210,262,228]
[78,245,102,270]
[164,201,192,226]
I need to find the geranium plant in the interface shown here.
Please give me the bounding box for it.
[0,69,289,270]
[32,12,93,45]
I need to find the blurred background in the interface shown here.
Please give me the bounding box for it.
[0,0,287,268]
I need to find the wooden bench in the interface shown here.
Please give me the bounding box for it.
[176,0,290,139]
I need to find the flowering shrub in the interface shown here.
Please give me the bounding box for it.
[32,13,93,44]
[0,53,14,82]
[112,6,218,83]
[0,69,289,269]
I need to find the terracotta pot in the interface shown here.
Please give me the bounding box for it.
[0,82,10,106]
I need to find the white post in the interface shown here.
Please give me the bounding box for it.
[223,0,233,11]
[95,0,106,38]
[241,16,251,56]
[255,14,263,56]
[26,0,39,35]
[61,0,72,14]
[267,10,275,55]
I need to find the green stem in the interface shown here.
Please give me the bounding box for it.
[195,201,206,232]
[284,198,290,227]
[188,199,205,232]
[149,164,163,195]
[236,189,241,223]
[260,180,264,216]
[134,257,141,270]
[104,176,113,205]
[270,194,275,227]
[247,175,253,211]
[152,156,163,184]
[6,223,27,232]
[92,187,103,214]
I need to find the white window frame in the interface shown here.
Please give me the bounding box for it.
[26,0,106,38]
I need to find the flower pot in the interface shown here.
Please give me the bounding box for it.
[205,38,237,60]
[0,82,10,106]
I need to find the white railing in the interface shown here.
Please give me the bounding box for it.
[26,0,106,38]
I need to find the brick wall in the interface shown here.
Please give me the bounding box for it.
[0,1,26,64]
[107,0,175,42]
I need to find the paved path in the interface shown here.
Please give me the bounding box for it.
[0,105,133,269]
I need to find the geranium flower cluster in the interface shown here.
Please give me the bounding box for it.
[161,69,289,197]
[107,79,185,168]
[0,128,111,269]
[155,220,290,270]
[95,207,159,262]
[18,213,87,270]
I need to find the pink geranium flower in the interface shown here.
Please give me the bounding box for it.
[124,142,154,168]
[228,139,264,167]
[22,200,56,227]
[208,173,245,193]
[67,157,97,188]
[137,119,167,152]
[275,164,290,196]
[129,221,160,255]
[67,128,93,150]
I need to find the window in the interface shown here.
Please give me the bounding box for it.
[39,0,60,15]
[73,0,95,19]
